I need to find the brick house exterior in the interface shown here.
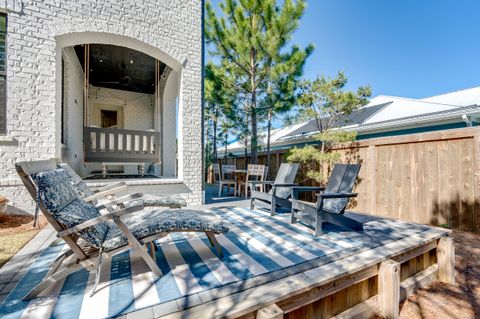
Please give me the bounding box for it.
[0,0,204,212]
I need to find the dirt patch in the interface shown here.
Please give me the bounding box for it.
[0,213,47,268]
[372,230,480,319]
[396,230,480,319]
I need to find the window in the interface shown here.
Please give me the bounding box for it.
[0,14,6,134]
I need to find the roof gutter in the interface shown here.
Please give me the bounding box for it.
[223,105,480,154]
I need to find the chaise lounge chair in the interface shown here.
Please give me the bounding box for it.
[58,162,187,209]
[249,163,299,216]
[15,160,229,300]
[291,163,362,236]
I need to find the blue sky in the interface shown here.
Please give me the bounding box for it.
[208,0,480,99]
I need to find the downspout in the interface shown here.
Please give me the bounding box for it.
[201,0,206,204]
[462,114,472,127]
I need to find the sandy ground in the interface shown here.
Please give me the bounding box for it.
[0,214,47,267]
[397,230,480,319]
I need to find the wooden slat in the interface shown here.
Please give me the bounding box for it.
[391,240,437,264]
[278,264,378,313]
[366,145,376,214]
[475,134,480,233]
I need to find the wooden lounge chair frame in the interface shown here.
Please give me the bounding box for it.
[250,163,299,216]
[15,160,224,300]
[291,163,362,236]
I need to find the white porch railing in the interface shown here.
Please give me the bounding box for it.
[84,127,161,163]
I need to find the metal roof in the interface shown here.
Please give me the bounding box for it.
[222,86,480,154]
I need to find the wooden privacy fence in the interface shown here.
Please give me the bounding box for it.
[216,127,480,233]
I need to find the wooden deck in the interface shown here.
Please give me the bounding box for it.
[155,211,452,319]
[0,206,452,319]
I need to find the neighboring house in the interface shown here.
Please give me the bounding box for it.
[224,86,480,156]
[0,0,204,212]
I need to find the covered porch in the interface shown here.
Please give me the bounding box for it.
[60,43,178,179]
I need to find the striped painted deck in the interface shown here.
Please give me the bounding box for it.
[0,207,437,319]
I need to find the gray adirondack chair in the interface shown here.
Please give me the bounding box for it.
[15,160,228,300]
[250,163,299,216]
[291,163,362,236]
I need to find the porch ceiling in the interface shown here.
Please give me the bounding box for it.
[74,43,167,94]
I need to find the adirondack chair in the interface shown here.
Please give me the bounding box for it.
[15,160,229,300]
[250,163,299,216]
[58,162,187,209]
[291,164,362,236]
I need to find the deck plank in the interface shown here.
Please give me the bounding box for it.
[159,225,448,319]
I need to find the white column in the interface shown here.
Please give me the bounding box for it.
[162,70,179,178]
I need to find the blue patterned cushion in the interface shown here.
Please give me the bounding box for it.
[322,198,349,214]
[56,199,109,248]
[142,194,187,207]
[102,209,229,251]
[58,163,95,198]
[32,169,79,212]
[32,169,109,248]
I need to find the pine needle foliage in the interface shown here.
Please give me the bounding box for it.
[287,72,371,184]
[205,0,313,162]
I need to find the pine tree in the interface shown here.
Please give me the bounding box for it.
[205,0,313,163]
[205,62,229,163]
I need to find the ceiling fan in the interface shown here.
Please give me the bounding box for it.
[96,63,145,93]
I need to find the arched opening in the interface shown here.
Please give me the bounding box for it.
[58,40,180,179]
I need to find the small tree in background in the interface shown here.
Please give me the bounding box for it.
[287,72,371,184]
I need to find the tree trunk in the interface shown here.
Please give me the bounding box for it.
[249,48,258,164]
[244,145,248,169]
[266,108,272,170]
[213,108,218,161]
[205,117,211,165]
[250,107,257,163]
[224,132,228,159]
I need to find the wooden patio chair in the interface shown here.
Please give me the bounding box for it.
[237,164,266,198]
[212,163,237,196]
[249,163,299,216]
[291,163,362,236]
[58,162,187,209]
[15,160,229,300]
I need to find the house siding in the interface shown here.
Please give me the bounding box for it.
[0,0,203,212]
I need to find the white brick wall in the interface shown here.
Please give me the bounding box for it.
[0,0,203,212]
